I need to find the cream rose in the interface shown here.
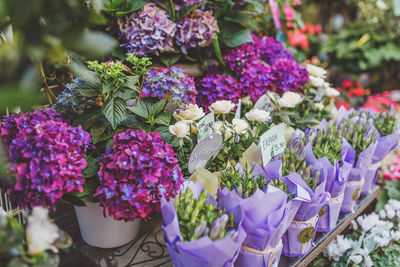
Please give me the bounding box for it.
[232,118,249,134]
[325,86,340,97]
[214,121,233,139]
[209,100,235,114]
[26,207,59,255]
[309,75,324,87]
[278,92,303,108]
[245,109,270,123]
[173,104,205,122]
[241,95,252,106]
[306,64,327,79]
[169,121,190,138]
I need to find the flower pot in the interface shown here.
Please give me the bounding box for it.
[74,202,141,248]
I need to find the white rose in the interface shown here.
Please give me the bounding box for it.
[278,92,303,108]
[232,118,249,134]
[245,109,270,123]
[26,207,59,255]
[315,102,324,110]
[309,75,325,87]
[240,95,252,106]
[306,64,327,79]
[209,100,235,114]
[214,121,233,139]
[173,104,205,122]
[169,121,190,138]
[325,87,340,97]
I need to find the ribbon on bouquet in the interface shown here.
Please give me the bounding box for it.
[241,239,283,267]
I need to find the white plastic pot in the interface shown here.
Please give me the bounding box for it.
[75,202,141,248]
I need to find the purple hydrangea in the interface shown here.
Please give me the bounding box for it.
[5,119,92,210]
[223,43,257,75]
[95,130,184,221]
[175,0,203,6]
[141,66,197,105]
[196,74,241,109]
[0,109,66,150]
[239,61,275,102]
[175,9,219,54]
[270,58,309,94]
[119,3,176,56]
[53,79,86,115]
[253,35,295,65]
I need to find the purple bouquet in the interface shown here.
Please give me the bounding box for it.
[239,61,274,102]
[95,130,184,221]
[176,9,219,54]
[196,74,241,109]
[141,66,197,105]
[161,181,247,267]
[218,162,312,266]
[223,43,257,75]
[119,3,176,56]
[2,114,92,209]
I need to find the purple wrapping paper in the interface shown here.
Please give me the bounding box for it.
[161,181,247,267]
[361,162,380,195]
[372,131,400,163]
[218,163,311,267]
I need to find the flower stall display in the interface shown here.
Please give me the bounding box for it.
[0,207,71,267]
[161,181,247,267]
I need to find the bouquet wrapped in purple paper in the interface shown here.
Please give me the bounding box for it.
[217,163,311,266]
[161,181,247,267]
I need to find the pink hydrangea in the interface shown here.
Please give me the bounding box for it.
[95,130,184,221]
[239,61,275,101]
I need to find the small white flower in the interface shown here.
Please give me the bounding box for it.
[364,255,373,267]
[306,64,327,79]
[232,118,249,134]
[386,207,395,219]
[376,0,388,10]
[278,91,303,108]
[391,230,400,241]
[245,109,270,123]
[349,255,363,264]
[309,76,325,87]
[315,102,324,111]
[26,207,59,255]
[325,86,340,97]
[173,104,205,122]
[169,121,190,138]
[351,220,358,231]
[396,210,400,218]
[379,209,386,219]
[388,199,400,210]
[214,121,233,139]
[209,100,235,114]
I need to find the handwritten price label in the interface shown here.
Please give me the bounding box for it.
[188,133,223,174]
[260,123,286,165]
[197,112,215,141]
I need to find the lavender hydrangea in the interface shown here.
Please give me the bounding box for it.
[196,74,241,109]
[223,43,257,75]
[53,79,86,115]
[119,3,176,56]
[141,66,197,105]
[175,9,219,54]
[270,58,309,94]
[5,119,92,209]
[253,35,295,65]
[239,61,275,101]
[95,130,184,221]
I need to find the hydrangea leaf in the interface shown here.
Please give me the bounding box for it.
[102,96,127,129]
[154,112,171,126]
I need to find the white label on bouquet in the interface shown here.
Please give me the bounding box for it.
[197,112,214,141]
[235,99,241,119]
[254,94,269,110]
[188,133,222,174]
[260,123,286,165]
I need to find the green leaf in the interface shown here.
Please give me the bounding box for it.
[66,30,118,58]
[125,75,139,91]
[160,53,181,67]
[212,37,224,65]
[69,62,99,86]
[101,82,114,95]
[154,112,171,126]
[82,156,99,178]
[123,113,147,130]
[62,193,87,207]
[127,102,150,118]
[102,97,127,129]
[246,0,264,13]
[149,100,166,115]
[75,87,100,97]
[375,190,389,211]
[222,29,253,47]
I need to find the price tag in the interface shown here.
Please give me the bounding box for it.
[235,99,241,119]
[188,133,223,174]
[197,112,214,141]
[260,123,286,165]
[254,94,270,110]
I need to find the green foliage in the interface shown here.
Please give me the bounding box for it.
[374,105,397,137]
[103,0,147,18]
[311,124,343,165]
[270,178,295,200]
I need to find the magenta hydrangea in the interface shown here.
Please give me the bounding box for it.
[269,58,309,94]
[5,119,92,210]
[95,130,184,221]
[239,61,275,101]
[253,35,295,65]
[119,3,176,56]
[196,74,241,109]
[175,9,219,54]
[223,43,257,75]
[141,66,197,105]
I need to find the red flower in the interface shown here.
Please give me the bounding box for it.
[350,87,365,97]
[288,29,309,50]
[341,80,353,88]
[337,101,350,110]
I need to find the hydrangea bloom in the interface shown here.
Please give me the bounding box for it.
[0,109,65,150]
[239,61,274,101]
[119,3,176,56]
[95,130,184,221]
[196,74,241,109]
[175,9,219,54]
[141,66,197,105]
[6,120,92,209]
[269,58,309,94]
[175,0,203,6]
[223,43,257,75]
[53,79,86,115]
[253,35,295,65]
